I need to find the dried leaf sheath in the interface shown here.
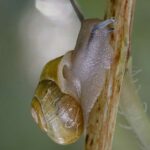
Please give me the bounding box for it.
[85,0,136,150]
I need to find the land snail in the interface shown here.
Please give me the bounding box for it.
[31,0,115,145]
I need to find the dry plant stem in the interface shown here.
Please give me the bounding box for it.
[85,0,136,150]
[120,71,150,150]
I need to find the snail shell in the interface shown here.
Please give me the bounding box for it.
[31,56,84,144]
[31,18,115,145]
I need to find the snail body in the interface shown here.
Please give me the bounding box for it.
[71,19,114,121]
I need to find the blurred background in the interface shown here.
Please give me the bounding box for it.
[0,0,150,150]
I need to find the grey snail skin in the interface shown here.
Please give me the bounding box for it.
[31,0,114,145]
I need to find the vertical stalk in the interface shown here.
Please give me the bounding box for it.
[85,0,136,150]
[120,70,150,150]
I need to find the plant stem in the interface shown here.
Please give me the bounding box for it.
[85,0,136,150]
[120,70,150,150]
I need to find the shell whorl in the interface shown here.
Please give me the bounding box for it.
[31,56,84,144]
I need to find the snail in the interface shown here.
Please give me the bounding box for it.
[31,0,115,145]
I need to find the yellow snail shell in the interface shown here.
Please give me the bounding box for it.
[31,56,84,144]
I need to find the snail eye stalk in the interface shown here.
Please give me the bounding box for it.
[92,18,115,32]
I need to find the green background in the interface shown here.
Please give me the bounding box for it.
[0,0,150,150]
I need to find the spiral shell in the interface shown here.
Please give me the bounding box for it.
[31,56,84,144]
